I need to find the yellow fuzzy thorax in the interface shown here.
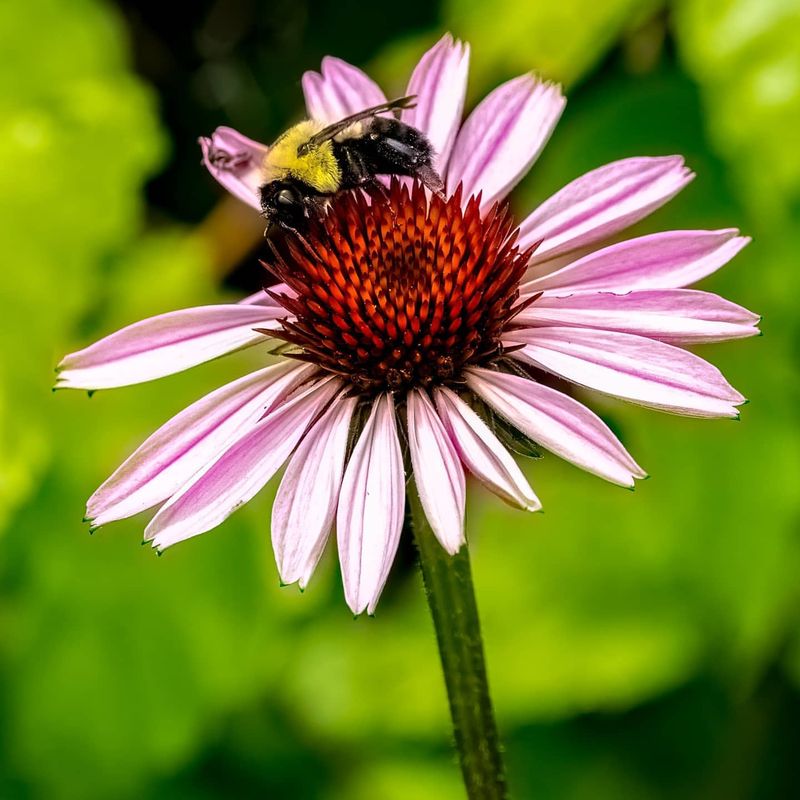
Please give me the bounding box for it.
[261,121,342,193]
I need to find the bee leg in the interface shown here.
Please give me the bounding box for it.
[416,164,445,197]
[360,176,389,194]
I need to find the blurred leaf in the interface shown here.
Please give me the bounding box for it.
[371,0,662,101]
[3,342,332,798]
[0,1,294,797]
[4,459,278,798]
[330,758,464,800]
[444,0,662,88]
[0,219,311,797]
[0,0,165,529]
[674,0,800,223]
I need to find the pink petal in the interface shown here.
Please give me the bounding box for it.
[56,304,285,390]
[434,386,541,511]
[145,377,341,550]
[88,362,316,527]
[337,394,405,615]
[510,327,745,418]
[302,56,388,123]
[447,74,565,207]
[272,393,358,589]
[466,367,645,487]
[199,127,268,210]
[239,284,292,306]
[520,229,750,296]
[516,289,760,344]
[402,34,470,173]
[518,156,695,262]
[407,389,466,555]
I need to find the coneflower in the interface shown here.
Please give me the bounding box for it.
[56,34,758,799]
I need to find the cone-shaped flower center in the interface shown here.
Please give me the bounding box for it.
[266,180,534,394]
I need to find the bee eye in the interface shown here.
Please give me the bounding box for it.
[277,189,297,206]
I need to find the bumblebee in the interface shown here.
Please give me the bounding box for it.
[259,96,444,228]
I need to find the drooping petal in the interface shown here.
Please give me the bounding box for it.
[337,394,405,615]
[199,127,268,210]
[88,362,316,527]
[520,229,750,296]
[510,327,745,418]
[56,304,285,390]
[272,393,358,589]
[407,389,466,555]
[518,156,694,262]
[302,56,387,123]
[434,386,541,511]
[466,367,645,487]
[402,34,470,173]
[447,74,565,207]
[145,377,341,550]
[516,289,760,344]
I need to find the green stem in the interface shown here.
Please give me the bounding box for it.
[409,487,509,800]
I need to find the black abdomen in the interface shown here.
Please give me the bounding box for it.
[333,117,437,190]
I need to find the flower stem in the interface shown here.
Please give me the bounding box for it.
[409,487,509,800]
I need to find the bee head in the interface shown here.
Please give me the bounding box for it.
[260,180,308,229]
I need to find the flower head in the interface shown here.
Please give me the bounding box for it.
[57,34,758,614]
[266,181,533,393]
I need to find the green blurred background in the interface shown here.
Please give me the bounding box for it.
[2,0,800,797]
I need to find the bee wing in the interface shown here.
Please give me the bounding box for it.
[297,96,417,156]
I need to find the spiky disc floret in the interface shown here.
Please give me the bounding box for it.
[265,180,535,394]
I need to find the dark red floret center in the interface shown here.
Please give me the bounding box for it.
[264,180,534,394]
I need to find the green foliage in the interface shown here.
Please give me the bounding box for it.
[0,0,164,528]
[674,0,800,223]
[444,0,662,88]
[372,0,661,96]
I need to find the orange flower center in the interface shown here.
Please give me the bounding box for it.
[265,180,534,394]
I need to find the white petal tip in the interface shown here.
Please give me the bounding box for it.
[619,468,649,489]
[275,566,312,591]
[347,590,385,617]
[347,600,367,617]
[441,538,466,557]
[87,512,112,529]
[276,568,294,587]
[52,367,92,391]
